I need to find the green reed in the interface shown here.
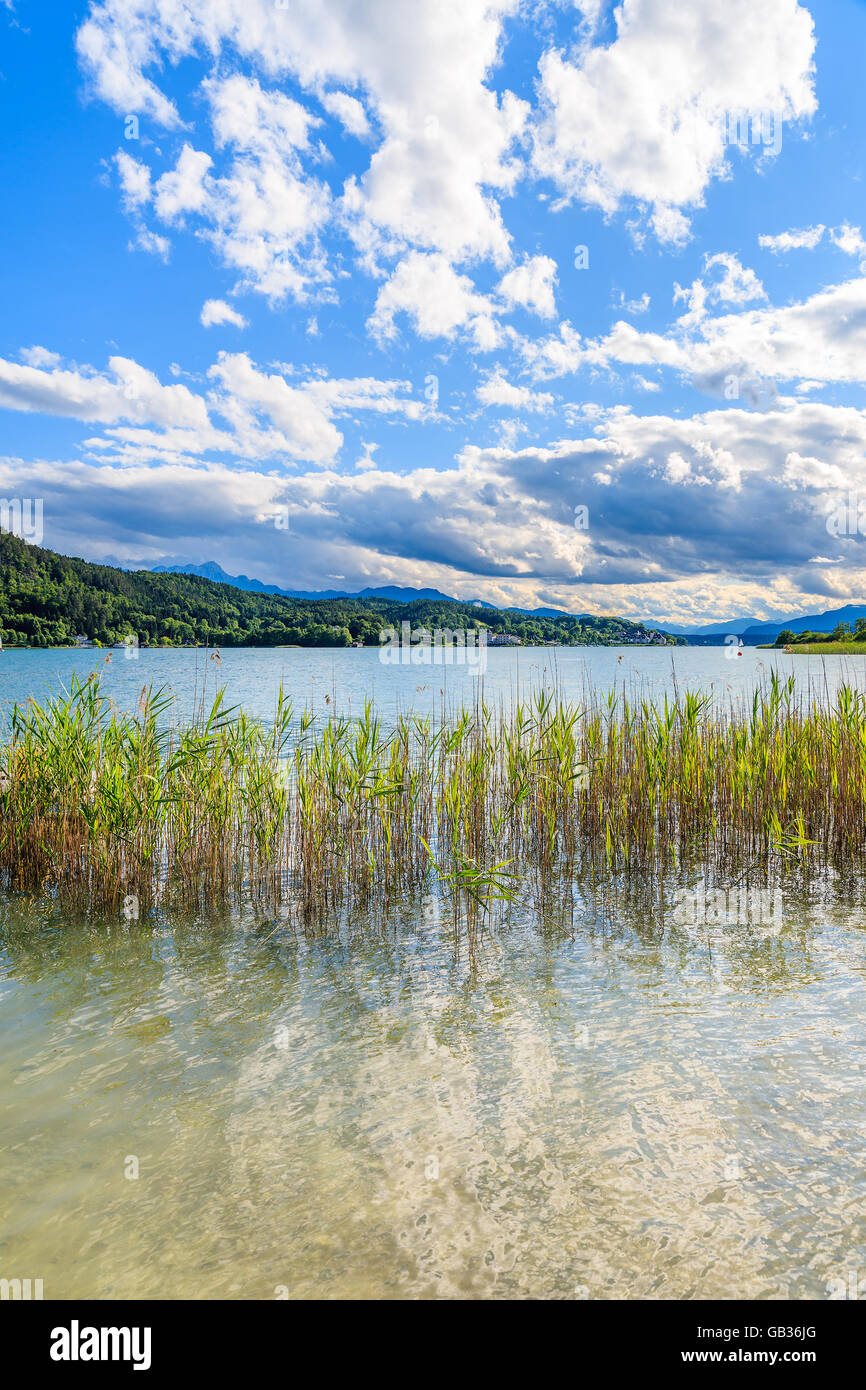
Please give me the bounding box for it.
[2,670,866,925]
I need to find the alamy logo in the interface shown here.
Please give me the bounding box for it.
[50,1320,152,1371]
[379,622,487,670]
[826,1269,865,1300]
[0,497,43,545]
[0,1277,43,1299]
[826,491,866,538]
[669,885,784,936]
[722,109,783,157]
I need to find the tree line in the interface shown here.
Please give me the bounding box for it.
[775,619,866,646]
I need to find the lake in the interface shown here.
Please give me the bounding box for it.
[2,642,865,729]
[2,646,866,1300]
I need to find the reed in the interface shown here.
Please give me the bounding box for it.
[2,670,866,927]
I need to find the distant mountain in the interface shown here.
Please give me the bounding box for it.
[150,561,459,605]
[654,603,866,643]
[151,560,289,594]
[116,561,866,640]
[506,605,573,618]
[742,603,866,638]
[652,617,763,636]
[149,562,574,618]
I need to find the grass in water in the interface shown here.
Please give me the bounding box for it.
[784,642,866,655]
[1,670,864,932]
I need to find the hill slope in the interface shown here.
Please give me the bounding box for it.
[0,534,679,649]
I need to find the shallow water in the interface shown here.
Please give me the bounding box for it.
[2,643,865,730]
[2,878,866,1300]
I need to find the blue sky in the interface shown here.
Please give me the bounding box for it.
[1,0,866,623]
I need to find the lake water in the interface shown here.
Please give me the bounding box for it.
[2,647,866,1300]
[2,882,866,1300]
[2,642,865,729]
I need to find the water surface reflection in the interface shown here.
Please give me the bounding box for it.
[1,880,865,1299]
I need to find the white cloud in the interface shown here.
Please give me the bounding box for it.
[78,0,822,354]
[153,144,213,223]
[321,90,372,139]
[524,270,866,393]
[115,150,151,210]
[519,320,585,378]
[131,228,170,260]
[782,450,846,490]
[613,290,651,315]
[0,347,424,468]
[200,299,248,330]
[115,151,170,258]
[368,251,500,346]
[20,346,61,368]
[664,452,692,484]
[701,253,767,306]
[497,255,558,319]
[0,354,211,431]
[206,74,318,160]
[675,276,866,387]
[206,352,424,466]
[206,353,343,464]
[79,0,528,302]
[121,114,331,302]
[369,250,565,347]
[476,369,553,411]
[673,253,766,329]
[831,223,866,259]
[355,441,380,471]
[76,6,182,128]
[759,224,825,253]
[532,0,817,242]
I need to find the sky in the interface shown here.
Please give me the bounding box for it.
[1,0,866,625]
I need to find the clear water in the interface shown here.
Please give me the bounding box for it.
[2,643,864,730]
[2,648,866,1300]
[2,880,866,1300]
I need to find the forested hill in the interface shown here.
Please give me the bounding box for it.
[0,533,679,648]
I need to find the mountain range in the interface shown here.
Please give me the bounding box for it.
[145,561,866,639]
[147,560,573,619]
[658,604,866,639]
